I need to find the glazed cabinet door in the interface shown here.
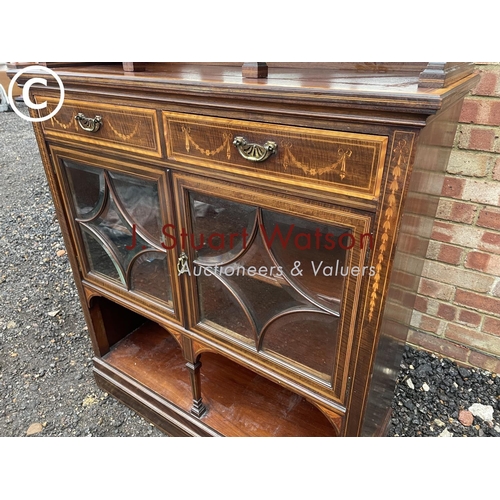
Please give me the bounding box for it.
[173,172,374,405]
[50,146,183,324]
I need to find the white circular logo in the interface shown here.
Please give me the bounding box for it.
[8,65,65,123]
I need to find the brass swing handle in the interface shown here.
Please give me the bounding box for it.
[233,136,277,162]
[75,113,103,133]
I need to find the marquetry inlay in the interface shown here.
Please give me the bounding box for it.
[369,132,414,322]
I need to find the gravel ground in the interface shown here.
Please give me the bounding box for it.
[388,345,500,436]
[1,104,499,437]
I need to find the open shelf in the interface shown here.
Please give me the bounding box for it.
[102,321,337,437]
[104,322,192,410]
[198,351,337,437]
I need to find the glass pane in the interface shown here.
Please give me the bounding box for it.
[81,228,121,281]
[261,311,339,380]
[262,210,350,313]
[62,160,173,308]
[190,191,343,380]
[190,189,356,381]
[130,251,172,304]
[189,191,256,264]
[197,271,255,343]
[213,233,310,332]
[109,171,162,244]
[64,160,105,219]
[85,193,151,275]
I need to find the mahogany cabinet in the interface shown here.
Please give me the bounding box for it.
[14,63,477,436]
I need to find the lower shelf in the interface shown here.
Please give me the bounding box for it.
[96,321,338,436]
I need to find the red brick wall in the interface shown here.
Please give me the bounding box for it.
[408,63,500,374]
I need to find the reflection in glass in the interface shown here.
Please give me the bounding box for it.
[89,193,150,272]
[81,228,121,281]
[261,311,339,379]
[65,160,104,219]
[198,271,254,342]
[190,191,348,382]
[109,172,162,244]
[131,251,172,304]
[190,191,256,264]
[262,210,348,313]
[63,160,173,306]
[211,233,311,332]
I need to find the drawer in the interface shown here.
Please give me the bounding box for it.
[163,112,388,200]
[37,97,162,157]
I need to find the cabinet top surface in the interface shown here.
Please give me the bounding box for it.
[11,62,478,115]
[53,62,430,91]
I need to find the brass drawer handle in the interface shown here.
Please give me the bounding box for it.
[233,136,277,162]
[75,113,103,133]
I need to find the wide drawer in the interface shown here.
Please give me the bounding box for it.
[36,97,162,157]
[163,112,388,201]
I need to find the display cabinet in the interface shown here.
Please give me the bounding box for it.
[12,62,478,436]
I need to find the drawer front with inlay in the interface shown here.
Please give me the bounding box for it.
[37,97,162,157]
[163,112,388,201]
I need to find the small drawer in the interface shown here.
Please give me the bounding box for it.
[37,97,162,157]
[163,112,388,201]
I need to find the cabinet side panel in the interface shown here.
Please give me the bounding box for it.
[361,99,466,436]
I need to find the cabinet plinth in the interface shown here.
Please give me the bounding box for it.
[18,62,478,436]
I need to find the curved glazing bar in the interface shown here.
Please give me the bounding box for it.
[80,225,125,283]
[189,191,258,266]
[129,250,173,304]
[260,208,347,315]
[259,308,339,380]
[108,171,164,249]
[197,269,257,343]
[64,160,107,221]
